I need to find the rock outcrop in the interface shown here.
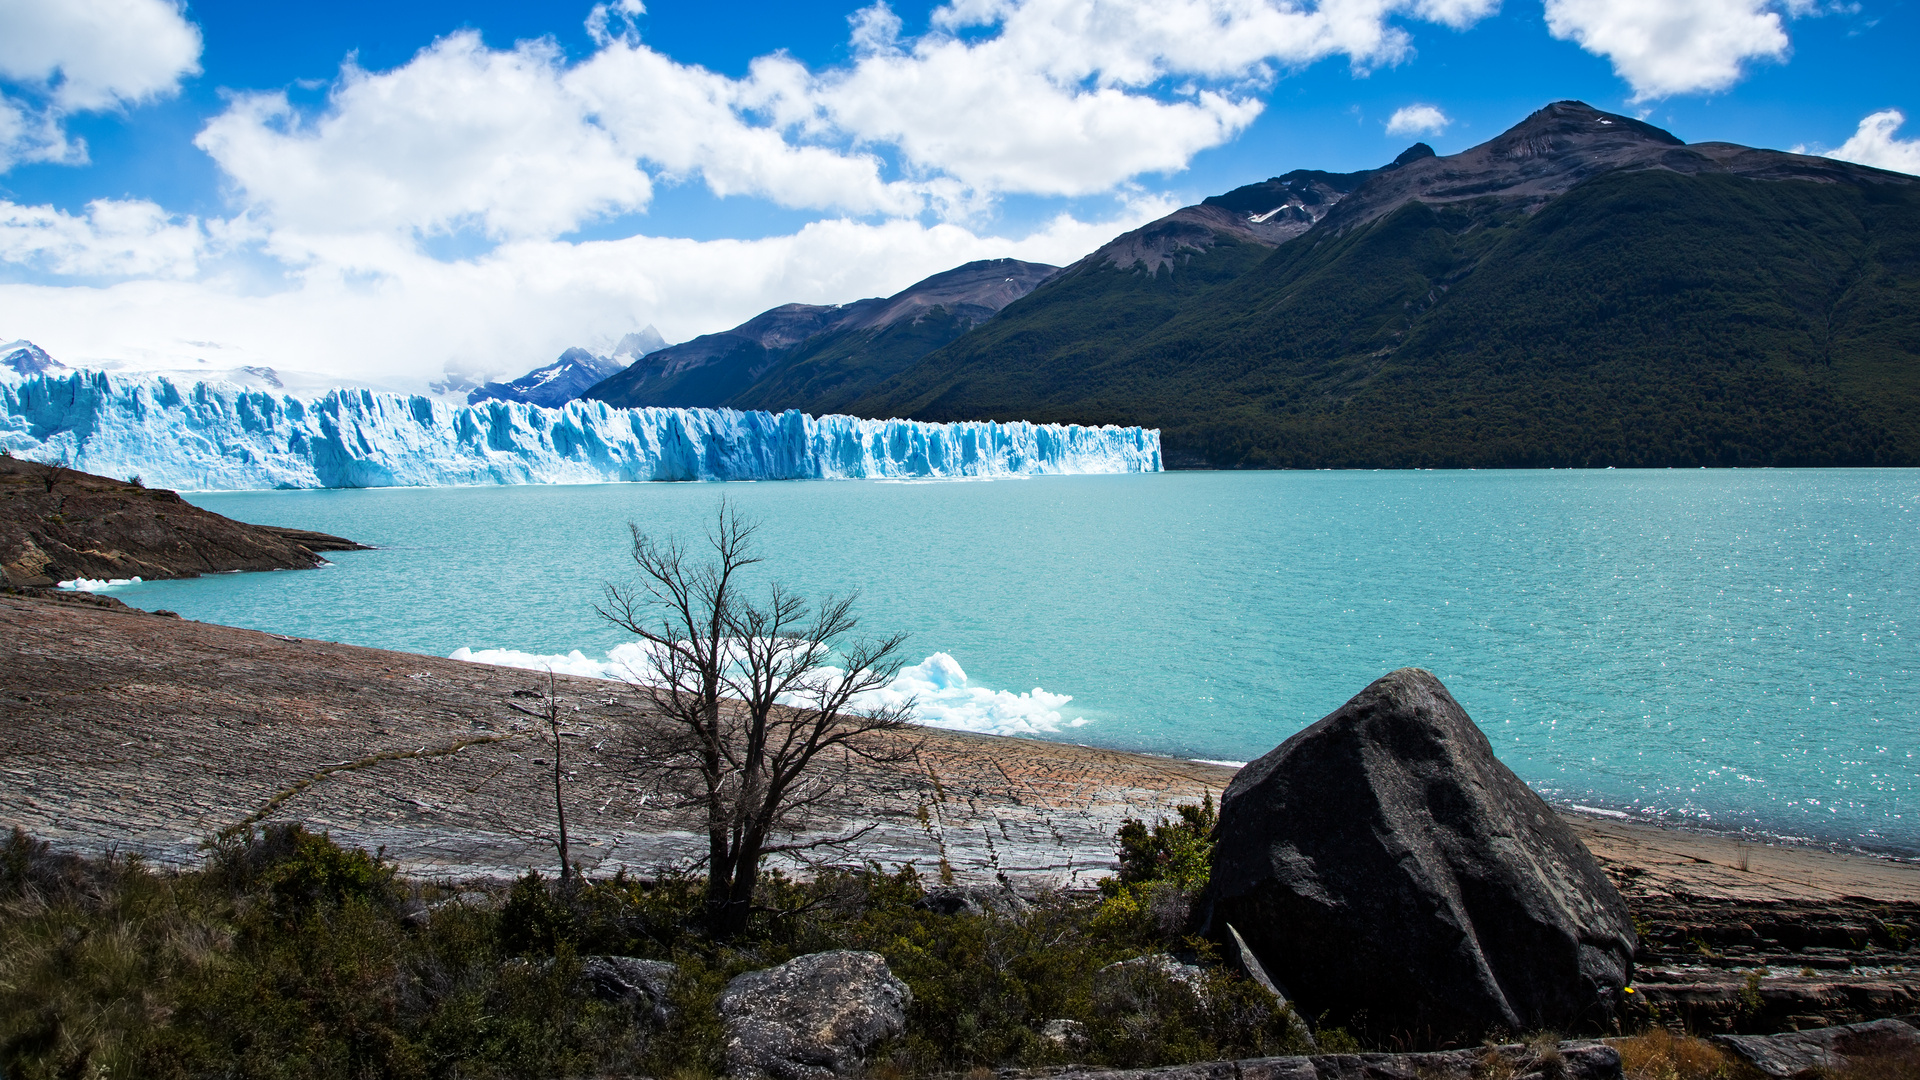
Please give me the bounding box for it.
[1206,668,1636,1039]
[0,456,365,586]
[1715,1017,1920,1078]
[577,956,677,1027]
[718,950,910,1079]
[979,1039,1624,1079]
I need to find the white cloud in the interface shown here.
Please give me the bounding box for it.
[0,0,202,168]
[0,198,203,278]
[1385,103,1449,136]
[1820,109,1920,177]
[194,0,1509,238]
[0,201,1176,389]
[1543,0,1797,101]
[0,0,1511,387]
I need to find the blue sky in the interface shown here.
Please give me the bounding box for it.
[1,0,1915,391]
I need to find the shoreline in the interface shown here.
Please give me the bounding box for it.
[4,588,1919,905]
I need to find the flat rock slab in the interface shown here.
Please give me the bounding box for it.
[0,593,1232,885]
[967,1039,1621,1079]
[1714,1017,1920,1077]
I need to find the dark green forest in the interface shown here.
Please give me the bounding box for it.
[854,170,1920,468]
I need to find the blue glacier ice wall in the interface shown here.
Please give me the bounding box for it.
[0,370,1161,490]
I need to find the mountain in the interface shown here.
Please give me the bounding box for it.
[584,259,1057,412]
[467,325,667,408]
[2,341,66,379]
[849,101,1920,468]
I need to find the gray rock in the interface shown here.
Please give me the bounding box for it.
[1024,1040,1620,1079]
[1041,1017,1088,1050]
[1206,668,1636,1040]
[1093,954,1209,1016]
[913,883,1030,917]
[578,956,678,1026]
[719,950,911,1079]
[1713,1017,1920,1078]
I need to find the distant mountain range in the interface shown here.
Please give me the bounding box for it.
[465,326,667,408]
[574,100,1920,468]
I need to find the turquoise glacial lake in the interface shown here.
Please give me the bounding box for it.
[108,470,1919,854]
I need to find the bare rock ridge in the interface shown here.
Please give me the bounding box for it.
[584,257,1057,410]
[1316,99,1909,234]
[0,456,365,587]
[1071,152,1419,279]
[1206,668,1637,1041]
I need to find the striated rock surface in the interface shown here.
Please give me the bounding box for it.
[719,950,910,1079]
[982,1039,1623,1079]
[1714,1017,1920,1078]
[1207,668,1637,1040]
[0,456,365,587]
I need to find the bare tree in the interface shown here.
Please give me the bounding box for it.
[507,669,575,887]
[598,501,917,936]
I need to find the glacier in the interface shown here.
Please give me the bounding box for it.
[0,369,1160,490]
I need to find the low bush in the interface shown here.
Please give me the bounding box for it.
[0,808,1407,1077]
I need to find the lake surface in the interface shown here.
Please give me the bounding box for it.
[108,470,1919,854]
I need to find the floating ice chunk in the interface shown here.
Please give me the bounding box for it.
[448,644,1090,737]
[57,576,142,592]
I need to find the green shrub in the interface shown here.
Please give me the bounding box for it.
[0,822,1327,1078]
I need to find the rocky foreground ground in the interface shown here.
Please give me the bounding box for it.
[5,589,1920,1037]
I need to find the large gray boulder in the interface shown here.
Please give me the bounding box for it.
[719,950,911,1079]
[1205,668,1636,1040]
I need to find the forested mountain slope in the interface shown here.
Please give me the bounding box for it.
[852,102,1919,468]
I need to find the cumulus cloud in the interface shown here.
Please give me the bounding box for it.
[0,0,1508,385]
[1385,103,1449,136]
[1543,0,1798,100]
[0,200,1176,388]
[0,198,203,278]
[0,0,203,168]
[195,0,1509,237]
[1820,109,1920,177]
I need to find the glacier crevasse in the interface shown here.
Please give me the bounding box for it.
[0,371,1161,490]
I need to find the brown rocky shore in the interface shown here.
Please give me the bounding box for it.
[4,588,1919,1040]
[0,456,365,587]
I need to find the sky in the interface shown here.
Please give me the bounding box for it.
[0,0,1916,393]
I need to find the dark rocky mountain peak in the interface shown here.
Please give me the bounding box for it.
[1085,165,1381,277]
[1391,142,1436,166]
[1320,99,1909,233]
